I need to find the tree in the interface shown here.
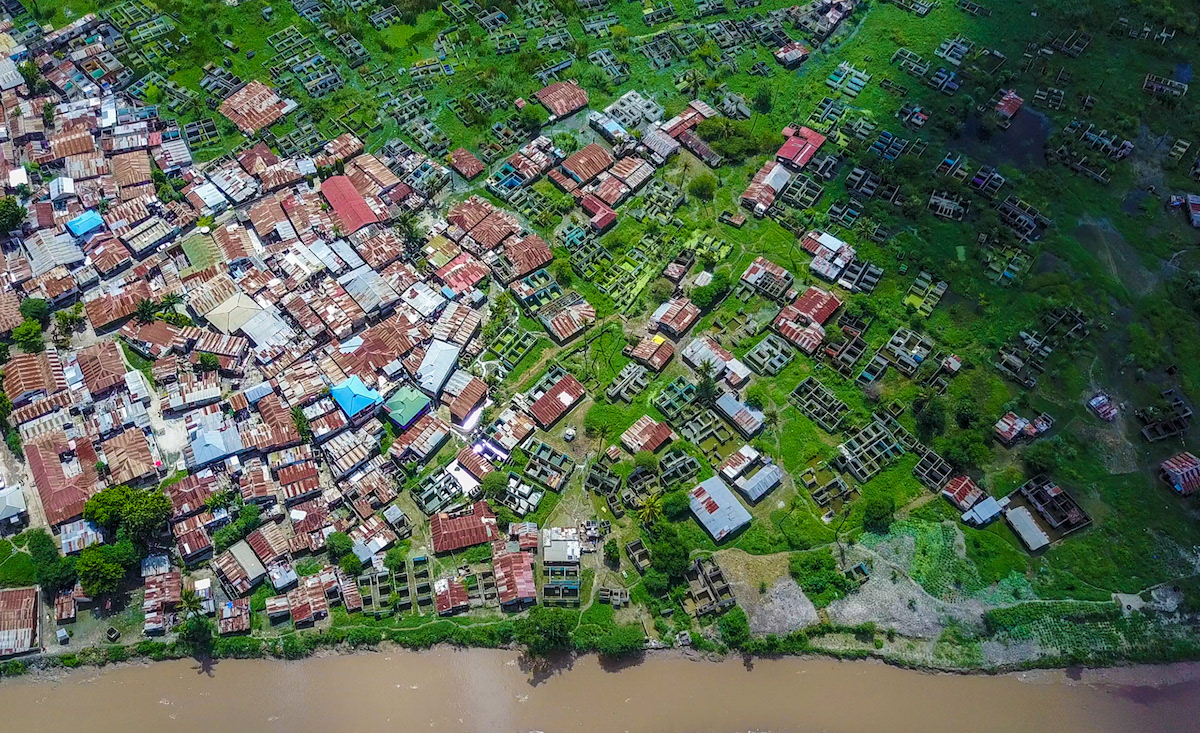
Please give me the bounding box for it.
[753,83,773,114]
[135,298,158,324]
[687,173,717,202]
[18,298,48,327]
[84,484,170,542]
[197,352,220,373]
[0,197,25,232]
[637,491,664,526]
[76,545,125,596]
[744,384,769,410]
[718,606,751,648]
[633,451,659,474]
[179,588,204,620]
[120,487,172,541]
[339,553,363,576]
[481,471,509,500]
[662,490,690,521]
[913,396,946,441]
[383,545,408,574]
[27,529,75,594]
[517,104,548,132]
[603,538,620,566]
[83,484,133,531]
[690,271,731,310]
[862,495,895,534]
[326,531,353,560]
[178,616,215,654]
[642,568,670,596]
[513,606,575,656]
[291,406,312,443]
[695,360,718,406]
[649,524,690,580]
[17,61,47,95]
[551,259,574,287]
[12,320,42,353]
[650,279,674,304]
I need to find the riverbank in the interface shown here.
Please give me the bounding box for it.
[3,648,1199,732]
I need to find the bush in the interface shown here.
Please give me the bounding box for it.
[661,490,690,521]
[788,549,852,608]
[594,624,645,657]
[862,495,895,534]
[687,174,717,202]
[718,606,751,649]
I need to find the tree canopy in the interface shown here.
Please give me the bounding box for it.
[12,320,43,353]
[0,197,26,232]
[513,606,575,656]
[83,484,172,542]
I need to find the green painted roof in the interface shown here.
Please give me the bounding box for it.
[386,386,432,426]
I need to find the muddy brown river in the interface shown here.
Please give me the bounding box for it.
[3,649,1199,732]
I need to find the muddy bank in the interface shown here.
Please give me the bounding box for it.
[4,648,1200,732]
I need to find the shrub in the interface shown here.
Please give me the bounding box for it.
[788,549,852,608]
[718,606,751,649]
[862,495,895,534]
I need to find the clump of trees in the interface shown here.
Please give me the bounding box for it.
[690,270,731,310]
[83,484,172,543]
[212,504,262,553]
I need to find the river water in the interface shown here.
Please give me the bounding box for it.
[3,649,1199,732]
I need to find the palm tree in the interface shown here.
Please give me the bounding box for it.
[637,491,664,527]
[179,588,203,620]
[764,407,779,431]
[135,298,158,324]
[159,292,183,310]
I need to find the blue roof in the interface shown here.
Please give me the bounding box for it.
[331,375,383,418]
[66,210,104,238]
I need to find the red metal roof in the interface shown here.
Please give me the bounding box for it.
[775,126,826,169]
[321,175,378,234]
[494,550,536,605]
[535,80,589,118]
[435,577,471,615]
[430,501,498,554]
[528,373,585,428]
[942,475,984,510]
[450,148,485,179]
[790,286,842,325]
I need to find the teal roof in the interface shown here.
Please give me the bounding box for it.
[331,375,382,418]
[385,386,431,428]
